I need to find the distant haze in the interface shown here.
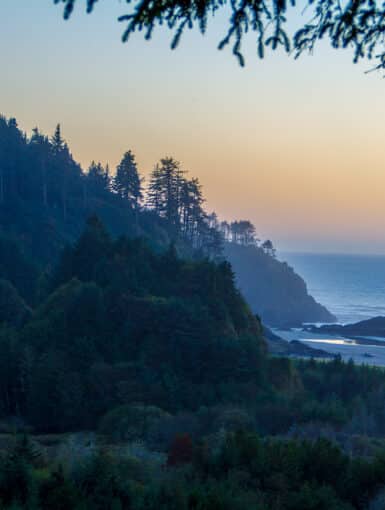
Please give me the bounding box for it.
[2,1,385,253]
[282,252,385,323]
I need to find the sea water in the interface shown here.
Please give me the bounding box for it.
[276,252,385,366]
[282,252,385,325]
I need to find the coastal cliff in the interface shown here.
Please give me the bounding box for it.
[225,242,336,327]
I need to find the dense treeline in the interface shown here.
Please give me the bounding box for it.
[0,114,334,326]
[0,115,269,265]
[0,116,224,268]
[3,116,385,508]
[0,217,385,440]
[0,115,283,262]
[0,114,382,437]
[0,216,268,432]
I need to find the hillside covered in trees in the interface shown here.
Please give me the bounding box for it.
[4,115,385,508]
[3,214,384,438]
[0,115,333,326]
[0,116,222,266]
[0,216,268,432]
[2,219,385,509]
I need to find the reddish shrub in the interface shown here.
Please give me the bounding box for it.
[167,433,193,467]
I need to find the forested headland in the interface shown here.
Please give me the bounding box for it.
[0,115,332,326]
[2,219,385,509]
[1,115,385,508]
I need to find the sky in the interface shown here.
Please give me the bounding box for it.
[1,1,385,254]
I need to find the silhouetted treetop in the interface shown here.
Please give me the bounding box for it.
[113,150,143,209]
[54,0,385,68]
[0,115,227,260]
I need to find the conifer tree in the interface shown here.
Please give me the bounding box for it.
[87,161,110,195]
[146,163,163,214]
[55,0,385,71]
[50,124,65,156]
[50,124,71,220]
[262,239,276,257]
[113,150,143,209]
[238,220,257,245]
[0,117,24,202]
[220,221,231,242]
[147,157,184,232]
[179,177,205,244]
[30,128,50,207]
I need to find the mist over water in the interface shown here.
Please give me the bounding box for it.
[281,253,385,324]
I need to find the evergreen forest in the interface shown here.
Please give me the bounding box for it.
[1,115,385,509]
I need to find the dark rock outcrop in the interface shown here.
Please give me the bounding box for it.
[306,316,385,338]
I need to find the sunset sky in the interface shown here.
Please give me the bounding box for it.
[1,1,385,254]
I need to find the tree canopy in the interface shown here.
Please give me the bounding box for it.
[54,0,385,68]
[0,113,337,326]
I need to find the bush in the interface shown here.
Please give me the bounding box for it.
[98,404,170,443]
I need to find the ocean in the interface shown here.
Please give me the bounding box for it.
[281,252,385,325]
[276,252,385,366]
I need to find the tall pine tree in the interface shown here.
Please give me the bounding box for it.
[87,161,110,195]
[146,157,184,232]
[113,151,143,209]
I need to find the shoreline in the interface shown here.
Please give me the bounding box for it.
[274,327,385,367]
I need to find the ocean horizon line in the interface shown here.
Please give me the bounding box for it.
[279,250,385,258]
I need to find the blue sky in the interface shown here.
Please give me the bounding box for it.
[1,0,385,253]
